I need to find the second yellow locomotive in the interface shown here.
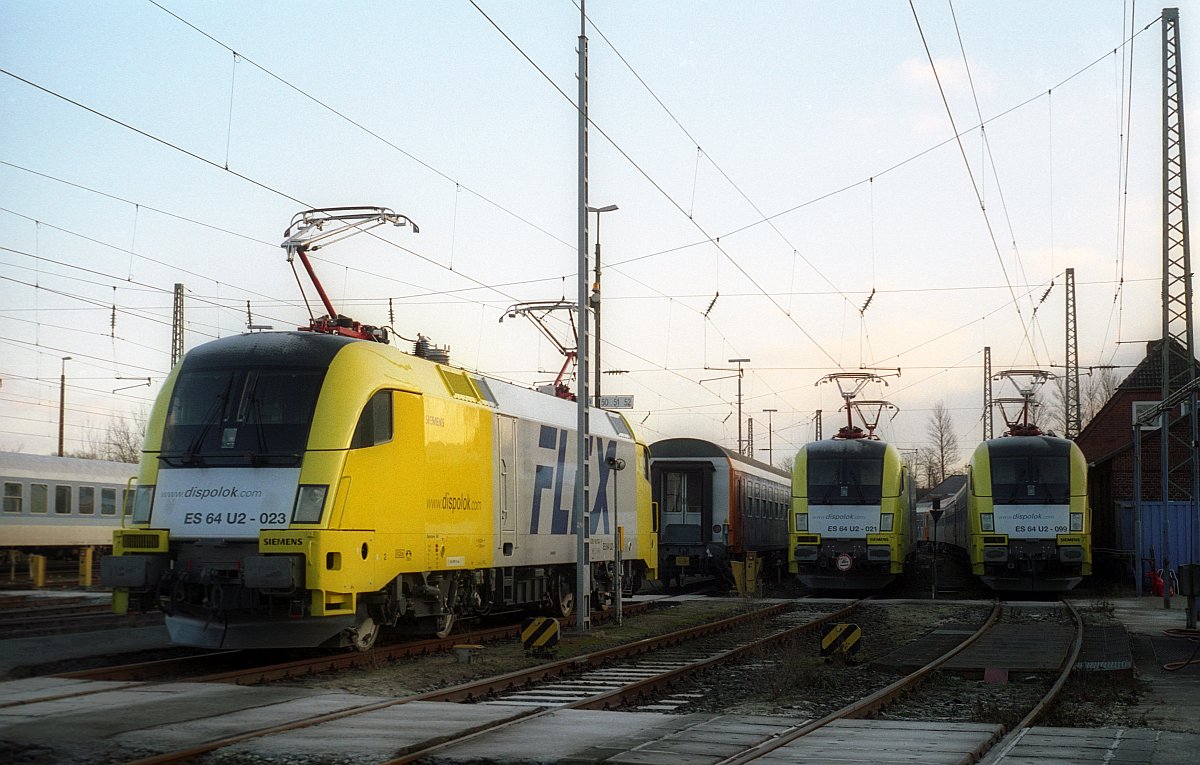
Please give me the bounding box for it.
[964,434,1091,591]
[789,438,915,589]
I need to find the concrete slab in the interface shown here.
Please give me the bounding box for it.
[1077,624,1133,673]
[754,719,1001,764]
[994,726,1200,764]
[874,622,1072,674]
[0,675,137,706]
[116,691,391,750]
[430,708,698,765]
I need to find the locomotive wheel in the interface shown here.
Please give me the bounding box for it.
[349,613,379,652]
[431,612,455,639]
[552,572,575,619]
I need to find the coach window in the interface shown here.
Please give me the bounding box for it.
[31,483,48,514]
[3,482,21,513]
[55,485,72,514]
[79,486,95,515]
[351,390,393,449]
[101,488,117,515]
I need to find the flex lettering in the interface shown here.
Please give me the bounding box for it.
[531,425,572,534]
[530,428,617,536]
[590,438,617,534]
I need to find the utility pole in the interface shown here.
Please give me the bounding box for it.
[588,205,618,407]
[762,408,778,464]
[730,358,750,454]
[815,409,823,441]
[58,356,72,457]
[575,0,592,631]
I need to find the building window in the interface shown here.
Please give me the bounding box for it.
[1132,401,1162,430]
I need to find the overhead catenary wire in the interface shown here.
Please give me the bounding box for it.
[468,0,843,370]
[908,0,1038,367]
[0,6,1166,449]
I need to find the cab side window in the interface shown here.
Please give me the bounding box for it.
[351,391,393,449]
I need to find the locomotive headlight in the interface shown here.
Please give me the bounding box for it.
[131,485,155,524]
[980,513,994,532]
[880,513,894,532]
[292,485,329,523]
[794,513,808,532]
[1070,513,1083,532]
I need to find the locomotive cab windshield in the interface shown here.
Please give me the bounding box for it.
[806,446,886,504]
[986,439,1071,505]
[161,365,325,467]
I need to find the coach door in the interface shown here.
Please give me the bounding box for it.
[496,414,517,556]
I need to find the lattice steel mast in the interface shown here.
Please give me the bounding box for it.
[983,346,994,440]
[171,283,184,367]
[1161,7,1197,501]
[1065,268,1081,438]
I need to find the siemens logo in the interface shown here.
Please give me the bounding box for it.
[262,538,304,547]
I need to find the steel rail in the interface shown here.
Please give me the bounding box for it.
[975,597,1085,765]
[53,601,651,685]
[119,601,800,765]
[376,601,864,765]
[407,601,791,702]
[569,600,862,711]
[15,602,659,713]
[714,599,1004,765]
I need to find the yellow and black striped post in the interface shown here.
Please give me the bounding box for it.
[521,616,560,657]
[820,622,861,658]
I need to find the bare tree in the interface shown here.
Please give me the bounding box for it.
[925,401,959,486]
[775,454,795,477]
[70,410,146,463]
[1046,367,1123,435]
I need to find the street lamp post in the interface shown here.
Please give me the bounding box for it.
[587,204,618,407]
[58,356,72,457]
[762,408,777,465]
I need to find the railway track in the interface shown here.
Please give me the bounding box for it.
[0,598,1090,764]
[3,600,665,710]
[0,592,164,638]
[712,598,1084,764]
[114,600,858,765]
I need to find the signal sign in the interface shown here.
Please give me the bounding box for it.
[599,395,634,409]
[521,616,560,657]
[820,622,862,657]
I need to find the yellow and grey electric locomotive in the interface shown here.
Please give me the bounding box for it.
[789,438,914,589]
[965,434,1090,591]
[102,331,658,649]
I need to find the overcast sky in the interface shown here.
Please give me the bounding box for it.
[0,1,1188,464]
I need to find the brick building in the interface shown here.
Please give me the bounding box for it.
[1075,339,1198,577]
